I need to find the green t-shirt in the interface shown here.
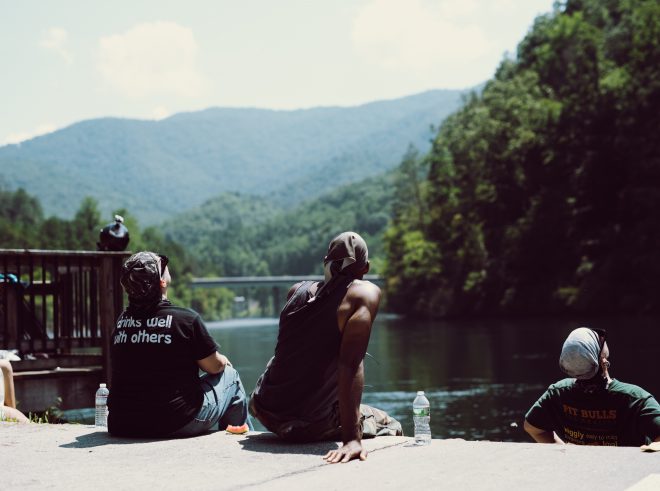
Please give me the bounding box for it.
[525,378,660,446]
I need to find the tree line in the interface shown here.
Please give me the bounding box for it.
[0,188,223,316]
[385,0,660,317]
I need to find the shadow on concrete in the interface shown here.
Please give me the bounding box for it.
[59,431,169,449]
[238,432,338,455]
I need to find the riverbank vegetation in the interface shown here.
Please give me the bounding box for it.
[385,0,660,316]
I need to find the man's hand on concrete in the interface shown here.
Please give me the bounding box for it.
[323,440,367,464]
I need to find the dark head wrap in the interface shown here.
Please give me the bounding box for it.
[120,251,163,309]
[315,231,368,298]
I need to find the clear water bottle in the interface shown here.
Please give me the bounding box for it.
[413,390,431,445]
[95,383,109,428]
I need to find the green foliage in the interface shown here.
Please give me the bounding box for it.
[0,188,103,250]
[0,187,42,247]
[165,173,395,278]
[0,190,214,315]
[385,0,660,317]
[190,287,236,321]
[28,396,63,424]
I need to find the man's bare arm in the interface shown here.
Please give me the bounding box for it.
[324,282,380,464]
[0,360,29,423]
[0,360,17,408]
[287,282,304,300]
[524,419,565,444]
[197,352,230,374]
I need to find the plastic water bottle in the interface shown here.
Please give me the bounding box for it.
[413,390,431,445]
[95,383,109,428]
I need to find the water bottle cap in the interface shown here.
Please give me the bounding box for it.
[99,383,107,388]
[417,390,424,395]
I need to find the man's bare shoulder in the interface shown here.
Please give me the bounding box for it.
[345,279,381,304]
[287,281,304,300]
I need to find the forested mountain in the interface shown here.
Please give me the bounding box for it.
[0,89,468,223]
[385,0,660,316]
[164,172,394,277]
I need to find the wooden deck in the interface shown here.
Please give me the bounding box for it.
[0,249,129,410]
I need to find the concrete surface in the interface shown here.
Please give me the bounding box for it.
[1,423,659,490]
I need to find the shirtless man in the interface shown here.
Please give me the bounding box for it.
[250,231,401,463]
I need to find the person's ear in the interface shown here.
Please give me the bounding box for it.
[160,279,167,288]
[363,261,370,275]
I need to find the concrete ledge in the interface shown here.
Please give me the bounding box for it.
[13,366,102,378]
[12,367,102,412]
[1,423,659,490]
[12,355,103,372]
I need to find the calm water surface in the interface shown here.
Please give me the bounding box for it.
[207,315,660,442]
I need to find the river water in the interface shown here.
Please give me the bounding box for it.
[207,315,660,442]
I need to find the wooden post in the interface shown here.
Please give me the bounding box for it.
[5,285,18,350]
[98,256,115,385]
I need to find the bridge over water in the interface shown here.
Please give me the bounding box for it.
[190,274,384,289]
[190,275,384,318]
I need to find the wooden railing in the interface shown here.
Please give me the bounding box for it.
[0,249,129,382]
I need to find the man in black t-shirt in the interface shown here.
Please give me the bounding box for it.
[108,251,252,438]
[524,327,660,446]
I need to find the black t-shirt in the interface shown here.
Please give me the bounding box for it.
[526,378,660,446]
[108,299,217,437]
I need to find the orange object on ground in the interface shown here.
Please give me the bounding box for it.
[225,423,249,434]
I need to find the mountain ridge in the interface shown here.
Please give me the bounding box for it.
[0,87,475,223]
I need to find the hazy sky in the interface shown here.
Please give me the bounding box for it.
[1,0,555,146]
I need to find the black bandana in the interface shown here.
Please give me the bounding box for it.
[120,252,162,310]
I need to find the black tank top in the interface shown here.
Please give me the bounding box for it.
[254,277,353,420]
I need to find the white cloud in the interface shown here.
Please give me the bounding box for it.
[439,0,479,18]
[2,124,58,146]
[352,0,492,85]
[487,0,518,12]
[151,106,171,120]
[97,21,207,98]
[39,27,73,64]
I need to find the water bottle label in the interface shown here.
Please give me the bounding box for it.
[413,407,430,417]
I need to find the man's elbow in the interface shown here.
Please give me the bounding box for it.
[338,359,364,375]
[204,364,224,375]
[523,419,534,435]
[523,419,560,444]
[198,352,227,374]
[523,419,542,440]
[205,359,226,374]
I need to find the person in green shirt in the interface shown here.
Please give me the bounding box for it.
[524,327,660,446]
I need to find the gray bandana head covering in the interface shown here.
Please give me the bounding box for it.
[120,251,163,306]
[559,327,602,380]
